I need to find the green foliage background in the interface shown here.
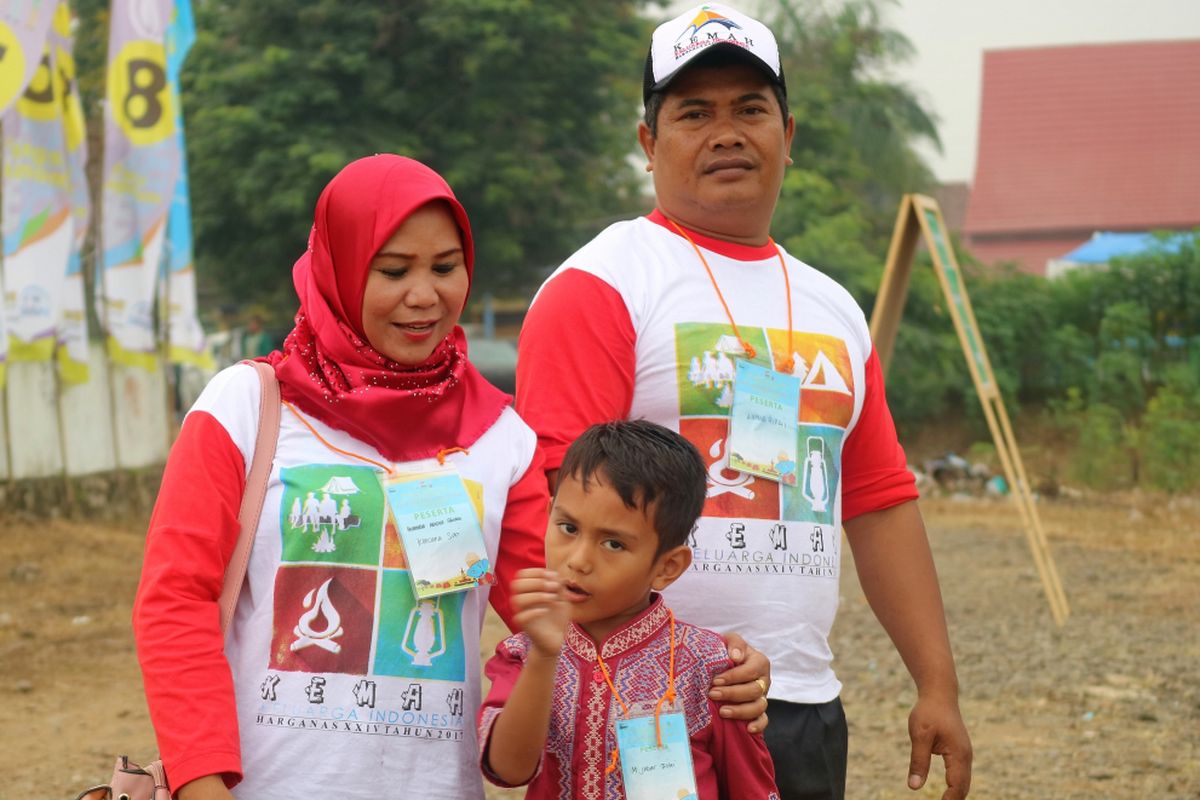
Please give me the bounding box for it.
[62,0,1200,491]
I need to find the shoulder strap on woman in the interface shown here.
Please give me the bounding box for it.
[217,361,281,632]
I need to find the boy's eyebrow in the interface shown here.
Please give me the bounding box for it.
[552,504,646,542]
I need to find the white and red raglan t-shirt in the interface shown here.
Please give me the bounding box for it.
[516,210,918,705]
[134,363,547,799]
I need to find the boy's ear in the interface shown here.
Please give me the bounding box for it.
[651,544,693,591]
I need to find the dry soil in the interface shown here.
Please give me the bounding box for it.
[1,494,1196,799]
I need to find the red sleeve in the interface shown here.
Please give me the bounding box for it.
[709,700,779,798]
[132,411,245,790]
[841,347,920,521]
[477,637,535,787]
[516,268,637,471]
[489,446,550,632]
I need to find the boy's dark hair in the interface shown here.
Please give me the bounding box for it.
[558,420,707,555]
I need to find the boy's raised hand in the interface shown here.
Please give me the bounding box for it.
[510,568,570,657]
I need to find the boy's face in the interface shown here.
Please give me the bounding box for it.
[545,471,691,642]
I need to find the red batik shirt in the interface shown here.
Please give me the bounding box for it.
[478,595,779,800]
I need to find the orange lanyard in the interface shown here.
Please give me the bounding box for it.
[282,401,468,473]
[595,609,678,775]
[667,218,794,362]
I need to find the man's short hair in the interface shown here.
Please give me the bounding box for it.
[558,420,707,555]
[643,49,790,137]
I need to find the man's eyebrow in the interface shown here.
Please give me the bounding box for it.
[674,91,770,108]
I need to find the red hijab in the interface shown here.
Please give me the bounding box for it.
[264,155,510,462]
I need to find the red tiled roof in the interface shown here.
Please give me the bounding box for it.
[964,40,1200,236]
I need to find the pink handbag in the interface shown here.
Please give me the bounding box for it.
[74,362,280,800]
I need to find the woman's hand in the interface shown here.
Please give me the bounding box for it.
[176,775,235,800]
[709,631,771,734]
[510,568,570,657]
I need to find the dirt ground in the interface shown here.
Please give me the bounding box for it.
[2,493,1196,799]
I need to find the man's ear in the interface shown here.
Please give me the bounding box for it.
[784,113,796,165]
[651,544,693,591]
[637,120,656,171]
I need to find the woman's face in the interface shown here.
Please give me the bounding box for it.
[361,202,469,365]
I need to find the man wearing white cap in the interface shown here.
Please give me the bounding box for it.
[516,4,972,799]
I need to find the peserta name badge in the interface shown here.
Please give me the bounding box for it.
[382,469,494,599]
[615,700,698,800]
[727,359,801,485]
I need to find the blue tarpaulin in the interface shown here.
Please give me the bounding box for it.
[1060,232,1188,264]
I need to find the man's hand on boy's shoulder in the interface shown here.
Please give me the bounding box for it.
[709,631,771,734]
[510,568,570,657]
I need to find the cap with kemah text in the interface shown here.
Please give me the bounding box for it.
[643,3,786,105]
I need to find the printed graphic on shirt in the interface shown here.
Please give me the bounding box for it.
[689,519,839,579]
[764,330,855,428]
[253,671,467,743]
[269,564,378,674]
[373,570,468,682]
[381,513,409,570]
[675,324,855,426]
[279,465,385,566]
[679,418,780,520]
[675,323,770,416]
[782,425,844,526]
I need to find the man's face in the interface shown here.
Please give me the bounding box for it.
[639,62,794,242]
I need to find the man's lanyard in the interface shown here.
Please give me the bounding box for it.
[667,218,794,360]
[594,609,679,775]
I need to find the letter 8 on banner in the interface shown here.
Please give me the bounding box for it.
[108,40,174,147]
[15,33,85,141]
[0,21,30,111]
[0,5,58,116]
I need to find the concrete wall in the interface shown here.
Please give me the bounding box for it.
[2,342,172,480]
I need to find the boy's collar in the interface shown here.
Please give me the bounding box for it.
[565,593,671,662]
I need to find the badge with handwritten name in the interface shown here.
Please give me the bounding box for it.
[727,359,801,484]
[615,700,698,800]
[383,470,493,599]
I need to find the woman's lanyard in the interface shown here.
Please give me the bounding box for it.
[595,609,678,775]
[667,218,794,361]
[282,400,468,473]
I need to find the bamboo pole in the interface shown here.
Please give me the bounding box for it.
[993,396,1070,619]
[874,194,1070,625]
[0,122,14,490]
[52,362,77,513]
[161,252,177,447]
[94,99,124,473]
[870,195,921,372]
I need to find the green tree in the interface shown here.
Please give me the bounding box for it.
[178,0,648,310]
[767,0,940,305]
[1141,366,1200,492]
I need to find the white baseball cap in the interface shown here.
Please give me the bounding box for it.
[643,3,785,105]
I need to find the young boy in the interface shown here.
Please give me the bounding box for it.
[477,420,779,799]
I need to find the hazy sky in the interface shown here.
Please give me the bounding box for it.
[883,0,1200,183]
[663,0,1200,184]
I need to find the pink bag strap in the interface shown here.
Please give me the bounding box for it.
[217,361,281,633]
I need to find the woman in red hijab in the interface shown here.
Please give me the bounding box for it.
[133,156,548,800]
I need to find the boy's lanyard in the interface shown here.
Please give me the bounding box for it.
[595,609,679,775]
[282,400,469,472]
[667,218,794,360]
